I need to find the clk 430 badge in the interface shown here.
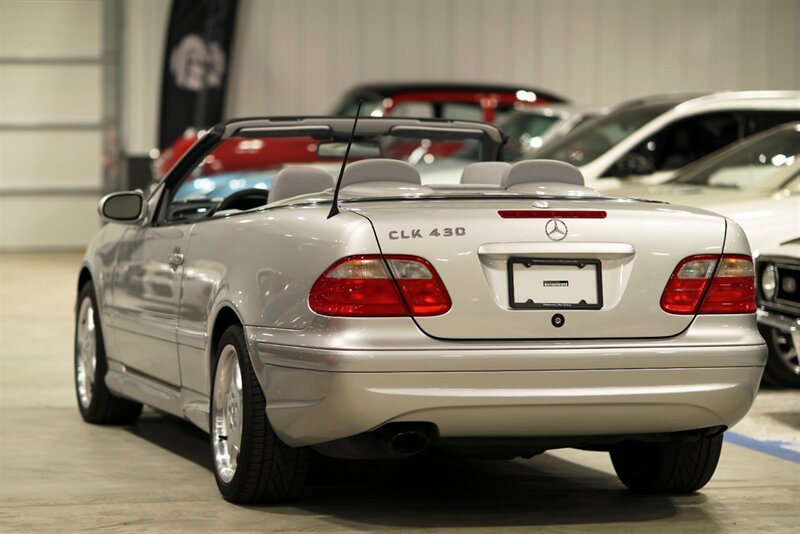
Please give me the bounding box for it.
[388,227,466,240]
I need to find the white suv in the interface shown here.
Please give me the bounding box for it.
[532,91,800,190]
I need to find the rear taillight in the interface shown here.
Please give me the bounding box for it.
[661,254,755,315]
[309,255,451,317]
[660,255,717,314]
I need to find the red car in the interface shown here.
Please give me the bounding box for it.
[155,83,568,177]
[330,82,567,122]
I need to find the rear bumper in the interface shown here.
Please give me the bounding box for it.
[247,331,766,447]
[262,365,763,447]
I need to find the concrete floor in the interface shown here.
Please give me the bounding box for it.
[1,252,798,533]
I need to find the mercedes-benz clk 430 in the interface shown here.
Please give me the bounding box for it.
[75,117,766,503]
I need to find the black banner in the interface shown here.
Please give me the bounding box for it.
[159,0,239,149]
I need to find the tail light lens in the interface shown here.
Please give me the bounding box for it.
[661,254,755,315]
[699,255,756,314]
[309,255,451,317]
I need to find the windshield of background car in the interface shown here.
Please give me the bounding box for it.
[168,132,485,222]
[533,103,674,165]
[500,113,562,160]
[445,113,562,163]
[671,127,800,190]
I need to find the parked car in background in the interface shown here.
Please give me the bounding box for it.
[499,106,602,160]
[611,122,800,256]
[78,117,765,503]
[756,239,800,387]
[155,82,568,177]
[331,82,568,122]
[530,91,800,189]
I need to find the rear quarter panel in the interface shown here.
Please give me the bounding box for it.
[176,205,379,394]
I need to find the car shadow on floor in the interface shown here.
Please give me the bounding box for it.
[128,411,718,529]
[126,410,213,471]
[290,454,713,529]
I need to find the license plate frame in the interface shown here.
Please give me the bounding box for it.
[507,257,603,310]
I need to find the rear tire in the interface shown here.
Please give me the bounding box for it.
[210,325,310,503]
[760,324,800,388]
[74,282,143,425]
[610,434,723,494]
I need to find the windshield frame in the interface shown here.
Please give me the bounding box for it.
[153,117,507,226]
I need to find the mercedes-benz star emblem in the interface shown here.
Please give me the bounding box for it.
[545,218,568,241]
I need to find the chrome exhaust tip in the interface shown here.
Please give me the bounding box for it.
[388,430,429,455]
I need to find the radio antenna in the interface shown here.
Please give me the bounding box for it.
[327,100,363,219]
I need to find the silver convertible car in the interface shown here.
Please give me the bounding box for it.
[76,117,766,503]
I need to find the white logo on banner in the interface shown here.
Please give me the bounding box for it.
[169,34,226,92]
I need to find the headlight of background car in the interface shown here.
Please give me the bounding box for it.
[761,264,778,300]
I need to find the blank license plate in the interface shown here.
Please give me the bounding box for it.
[507,258,603,310]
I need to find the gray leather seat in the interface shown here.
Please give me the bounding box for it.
[502,159,585,188]
[341,159,421,189]
[269,167,334,204]
[460,162,511,185]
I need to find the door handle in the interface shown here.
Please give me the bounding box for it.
[168,252,184,271]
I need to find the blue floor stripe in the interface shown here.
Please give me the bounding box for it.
[725,431,800,463]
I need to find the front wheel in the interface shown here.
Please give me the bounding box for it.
[210,325,310,503]
[610,434,723,494]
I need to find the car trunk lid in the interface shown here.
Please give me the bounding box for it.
[350,198,726,340]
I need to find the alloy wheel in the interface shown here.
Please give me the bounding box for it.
[212,344,244,483]
[75,296,97,409]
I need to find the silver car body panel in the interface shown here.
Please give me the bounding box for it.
[78,117,766,451]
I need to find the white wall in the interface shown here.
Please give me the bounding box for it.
[3,0,798,249]
[123,0,170,155]
[125,0,800,154]
[0,0,106,250]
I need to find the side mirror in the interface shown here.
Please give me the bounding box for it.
[98,191,145,224]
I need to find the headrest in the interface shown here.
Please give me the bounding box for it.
[269,167,334,204]
[460,162,511,185]
[502,160,585,188]
[341,159,421,189]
